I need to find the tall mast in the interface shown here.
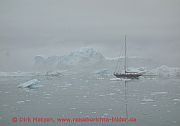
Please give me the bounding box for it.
[124,35,127,73]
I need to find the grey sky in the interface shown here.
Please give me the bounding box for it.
[0,0,180,71]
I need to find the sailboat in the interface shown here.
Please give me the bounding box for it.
[113,35,142,79]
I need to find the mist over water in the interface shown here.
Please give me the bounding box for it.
[0,0,180,71]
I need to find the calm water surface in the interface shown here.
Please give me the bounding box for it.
[0,75,180,126]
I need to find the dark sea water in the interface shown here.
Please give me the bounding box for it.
[0,75,180,126]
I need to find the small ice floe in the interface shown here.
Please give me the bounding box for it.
[16,101,25,104]
[85,115,89,117]
[140,102,147,105]
[172,99,180,101]
[106,93,115,96]
[91,112,96,114]
[44,93,51,96]
[65,83,72,86]
[141,98,155,102]
[60,83,72,88]
[108,108,112,111]
[99,94,105,97]
[101,113,109,117]
[83,95,87,98]
[103,113,108,116]
[151,92,168,96]
[70,107,76,110]
[25,100,31,102]
[17,79,40,89]
[152,104,157,107]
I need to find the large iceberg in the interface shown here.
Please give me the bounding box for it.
[32,47,180,78]
[34,47,105,70]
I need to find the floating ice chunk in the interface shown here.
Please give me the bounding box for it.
[140,102,146,105]
[17,79,40,88]
[99,94,105,97]
[65,83,72,86]
[106,93,115,96]
[173,99,180,101]
[16,101,25,104]
[151,92,168,95]
[103,113,109,116]
[44,93,51,96]
[70,108,77,110]
[141,98,155,102]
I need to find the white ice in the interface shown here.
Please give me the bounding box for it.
[17,79,40,88]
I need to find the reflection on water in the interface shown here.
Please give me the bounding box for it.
[0,75,180,126]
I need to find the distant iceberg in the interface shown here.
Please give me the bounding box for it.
[17,79,40,88]
[147,65,180,77]
[0,72,37,77]
[34,47,105,70]
[0,71,46,77]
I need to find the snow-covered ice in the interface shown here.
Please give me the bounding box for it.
[17,79,40,88]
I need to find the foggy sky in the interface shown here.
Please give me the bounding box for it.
[0,0,180,71]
